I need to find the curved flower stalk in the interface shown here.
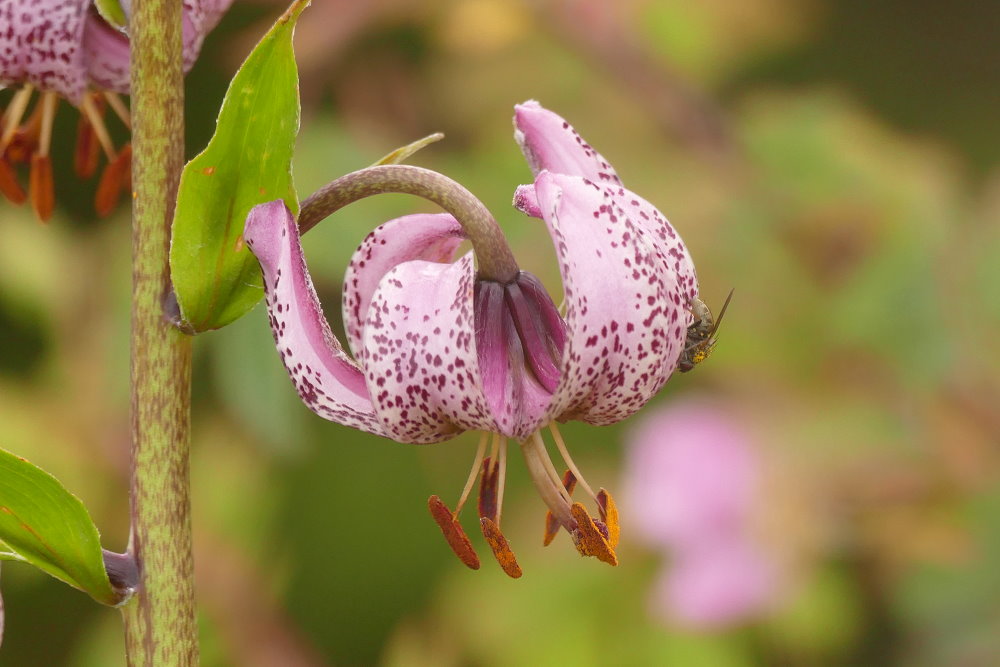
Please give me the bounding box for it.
[244,101,701,576]
[623,399,779,628]
[0,0,231,220]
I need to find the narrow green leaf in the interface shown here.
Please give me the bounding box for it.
[0,448,116,605]
[94,0,127,29]
[170,0,308,333]
[371,133,444,166]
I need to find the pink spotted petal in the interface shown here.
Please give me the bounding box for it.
[361,254,497,444]
[244,201,385,437]
[181,0,233,71]
[534,172,688,426]
[82,0,233,94]
[0,0,90,102]
[82,13,129,93]
[604,184,699,308]
[514,100,622,186]
[342,213,464,362]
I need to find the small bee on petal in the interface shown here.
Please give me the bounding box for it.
[678,289,734,373]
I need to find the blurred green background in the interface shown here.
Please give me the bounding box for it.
[1,0,998,664]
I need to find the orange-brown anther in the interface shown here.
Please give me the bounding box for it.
[543,469,577,546]
[570,502,618,566]
[596,488,620,549]
[428,495,480,570]
[29,154,54,222]
[480,517,523,578]
[95,143,131,217]
[477,456,499,523]
[3,105,42,165]
[0,158,26,204]
[74,113,102,179]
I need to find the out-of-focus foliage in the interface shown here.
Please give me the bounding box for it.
[0,0,997,664]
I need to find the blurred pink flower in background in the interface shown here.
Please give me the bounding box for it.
[623,399,780,629]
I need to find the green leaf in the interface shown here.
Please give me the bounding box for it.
[371,133,444,166]
[170,0,308,333]
[0,448,117,605]
[94,0,127,30]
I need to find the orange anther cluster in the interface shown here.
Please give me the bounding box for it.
[1,89,131,221]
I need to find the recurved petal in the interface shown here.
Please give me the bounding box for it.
[244,200,386,437]
[181,0,234,71]
[82,14,130,94]
[514,100,622,186]
[0,0,90,102]
[342,213,464,362]
[361,253,497,443]
[534,172,689,426]
[82,0,234,94]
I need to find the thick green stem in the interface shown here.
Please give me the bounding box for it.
[299,164,520,283]
[120,1,196,665]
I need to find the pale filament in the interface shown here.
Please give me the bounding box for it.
[521,431,575,529]
[454,431,489,516]
[37,92,58,157]
[81,93,117,161]
[103,91,131,128]
[549,422,597,502]
[496,437,508,526]
[536,432,574,505]
[1,85,34,149]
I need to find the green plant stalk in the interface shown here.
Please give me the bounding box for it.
[120,0,197,664]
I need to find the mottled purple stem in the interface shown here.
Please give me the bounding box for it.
[299,164,519,283]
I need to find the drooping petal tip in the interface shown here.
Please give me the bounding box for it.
[514,100,622,185]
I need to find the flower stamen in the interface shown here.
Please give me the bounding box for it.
[103,92,131,129]
[596,488,620,549]
[80,93,118,161]
[0,85,34,152]
[570,503,618,566]
[521,431,576,530]
[453,431,489,516]
[475,436,522,578]
[427,495,480,570]
[480,516,522,578]
[543,469,576,546]
[549,422,597,502]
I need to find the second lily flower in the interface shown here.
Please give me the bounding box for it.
[244,101,700,576]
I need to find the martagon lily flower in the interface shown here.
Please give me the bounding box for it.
[0,0,231,220]
[243,101,700,577]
